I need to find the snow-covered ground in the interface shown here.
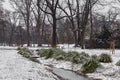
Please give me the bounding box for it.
[0,45,120,80]
[38,44,120,80]
[0,49,58,80]
[39,56,120,80]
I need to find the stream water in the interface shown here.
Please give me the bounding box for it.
[52,68,91,80]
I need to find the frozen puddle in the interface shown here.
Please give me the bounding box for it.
[0,50,58,80]
[52,68,90,80]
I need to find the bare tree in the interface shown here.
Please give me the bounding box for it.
[79,0,99,48]
[39,0,61,47]
[8,12,19,46]
[58,0,78,46]
[31,0,43,46]
[10,0,33,46]
[0,0,4,18]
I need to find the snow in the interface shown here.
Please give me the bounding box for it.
[37,44,120,80]
[0,49,58,80]
[0,45,120,80]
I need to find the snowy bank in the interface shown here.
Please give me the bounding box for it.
[0,50,59,80]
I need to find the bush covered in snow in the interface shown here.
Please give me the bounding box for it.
[18,47,32,57]
[37,49,90,64]
[72,52,90,64]
[37,48,66,59]
[91,54,98,60]
[81,57,100,73]
[65,51,79,63]
[65,51,80,63]
[66,51,88,64]
[17,47,40,63]
[98,53,112,63]
[17,47,21,50]
[80,52,90,58]
[116,60,120,66]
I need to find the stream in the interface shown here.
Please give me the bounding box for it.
[51,68,91,80]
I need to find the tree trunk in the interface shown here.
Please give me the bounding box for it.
[76,0,81,47]
[74,31,78,47]
[52,15,57,47]
[36,18,42,47]
[26,14,30,47]
[26,0,31,47]
[89,1,93,48]
[80,0,90,49]
[81,29,85,49]
[9,26,14,46]
[37,0,42,47]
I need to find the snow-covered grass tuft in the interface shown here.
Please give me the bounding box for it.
[81,57,100,73]
[37,48,91,64]
[17,47,40,63]
[37,48,66,59]
[91,54,98,60]
[98,53,112,63]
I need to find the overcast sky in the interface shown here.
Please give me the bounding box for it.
[2,0,120,16]
[3,0,14,11]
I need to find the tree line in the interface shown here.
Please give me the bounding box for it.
[1,0,120,48]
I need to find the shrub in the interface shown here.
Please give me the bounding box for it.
[45,49,54,59]
[78,52,90,64]
[65,51,79,61]
[98,53,112,63]
[37,48,66,59]
[37,49,49,57]
[116,60,120,66]
[17,47,21,50]
[37,49,53,59]
[91,55,98,60]
[71,56,80,64]
[17,47,40,63]
[81,56,89,64]
[18,48,32,58]
[37,48,90,64]
[65,51,90,64]
[52,48,67,59]
[80,52,90,58]
[81,58,100,73]
[55,55,65,60]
